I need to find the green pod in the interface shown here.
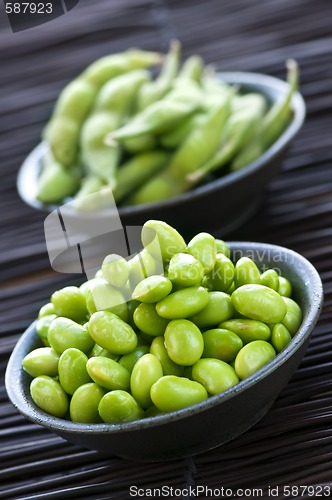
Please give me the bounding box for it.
[118,345,150,373]
[102,254,129,289]
[167,253,204,287]
[98,390,144,423]
[30,375,69,418]
[203,253,235,292]
[156,285,209,319]
[36,314,57,341]
[89,311,138,355]
[177,55,204,84]
[126,169,186,205]
[164,319,204,366]
[51,78,96,123]
[271,323,292,352]
[150,336,184,376]
[108,99,199,141]
[192,358,239,395]
[141,220,186,262]
[94,69,150,114]
[51,286,87,322]
[278,276,292,297]
[133,303,169,336]
[70,383,105,423]
[234,340,276,380]
[168,97,230,179]
[43,116,81,168]
[58,348,91,395]
[114,150,169,203]
[150,375,208,412]
[230,133,263,172]
[74,175,105,202]
[132,275,172,303]
[48,317,94,355]
[80,111,121,184]
[189,291,234,329]
[130,353,163,408]
[202,328,243,362]
[187,232,217,274]
[231,284,287,323]
[233,257,261,288]
[260,269,280,291]
[36,155,81,203]
[219,319,271,344]
[86,356,130,391]
[136,40,181,111]
[82,49,162,88]
[122,134,157,154]
[160,112,205,149]
[281,297,303,336]
[22,347,60,378]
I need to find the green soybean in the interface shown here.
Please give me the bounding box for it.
[233,257,261,288]
[203,253,235,292]
[132,275,172,303]
[130,353,163,408]
[156,285,209,319]
[98,390,144,423]
[70,383,105,423]
[86,279,128,322]
[23,347,60,378]
[281,297,303,336]
[48,317,94,354]
[234,340,276,380]
[167,253,204,287]
[89,311,137,354]
[150,336,184,376]
[260,269,280,291]
[133,303,169,336]
[187,232,217,273]
[38,303,56,319]
[231,284,287,323]
[51,286,87,322]
[30,375,69,418]
[86,356,130,391]
[36,314,57,341]
[164,319,204,366]
[150,375,208,412]
[202,328,243,362]
[189,291,234,328]
[192,358,239,395]
[278,276,292,297]
[118,345,150,373]
[271,323,292,352]
[101,254,129,289]
[58,348,91,395]
[141,219,186,262]
[218,319,271,344]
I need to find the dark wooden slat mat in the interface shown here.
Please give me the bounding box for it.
[1,0,332,497]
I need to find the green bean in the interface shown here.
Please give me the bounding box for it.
[233,257,261,288]
[136,40,181,111]
[192,358,239,395]
[86,356,130,391]
[130,353,163,408]
[113,150,170,203]
[48,318,94,354]
[150,375,208,412]
[51,286,87,322]
[187,232,217,273]
[23,347,60,378]
[58,348,91,395]
[102,254,129,289]
[70,383,105,423]
[30,376,69,418]
[98,390,144,423]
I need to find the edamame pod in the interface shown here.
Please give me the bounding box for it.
[36,154,81,203]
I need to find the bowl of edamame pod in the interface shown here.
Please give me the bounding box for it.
[6,220,322,462]
[17,44,305,235]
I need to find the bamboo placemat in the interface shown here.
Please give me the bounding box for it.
[1,0,332,498]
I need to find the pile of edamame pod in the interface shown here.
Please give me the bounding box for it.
[23,220,303,424]
[37,41,299,208]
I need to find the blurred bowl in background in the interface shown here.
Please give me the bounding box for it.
[17,71,305,237]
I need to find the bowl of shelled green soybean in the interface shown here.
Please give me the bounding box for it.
[6,220,322,462]
[17,44,305,236]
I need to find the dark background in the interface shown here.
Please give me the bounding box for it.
[1,0,332,497]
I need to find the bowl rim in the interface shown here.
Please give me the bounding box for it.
[5,241,323,435]
[16,70,306,216]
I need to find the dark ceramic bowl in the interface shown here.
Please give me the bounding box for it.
[17,71,305,236]
[6,242,323,462]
